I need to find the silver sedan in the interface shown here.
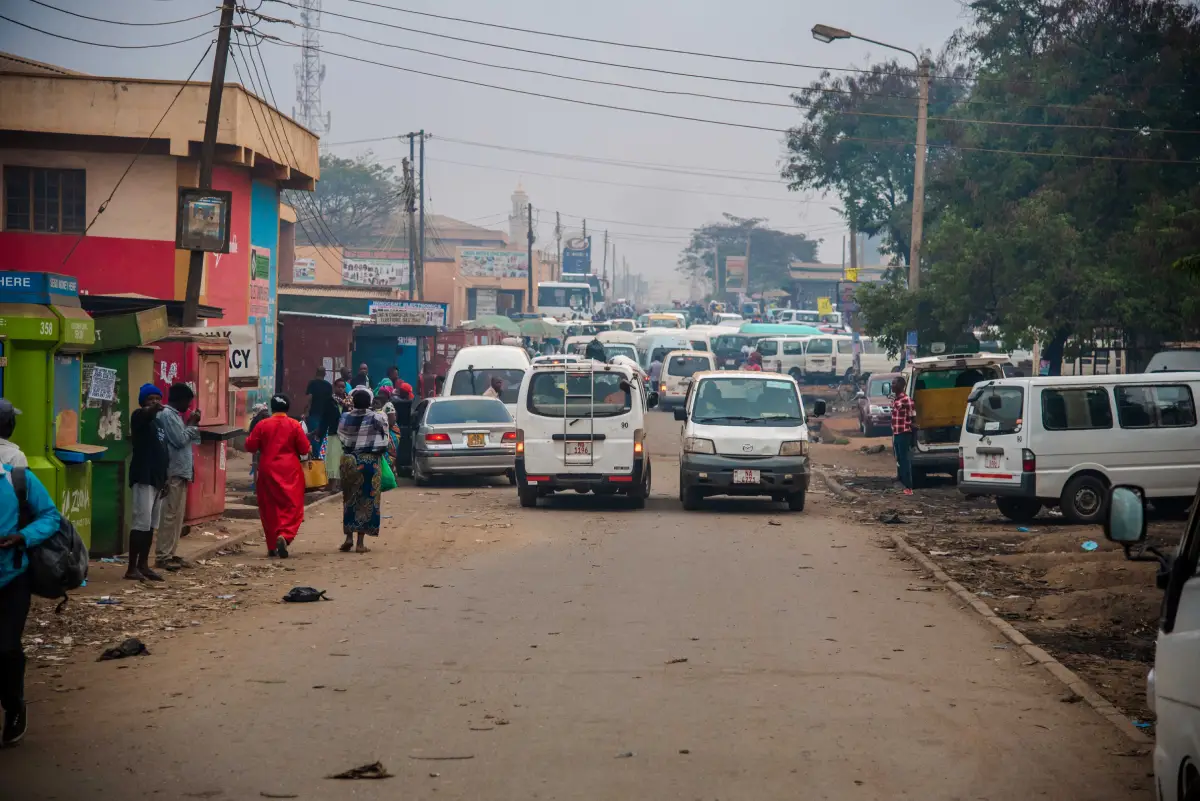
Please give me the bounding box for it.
[410,396,517,485]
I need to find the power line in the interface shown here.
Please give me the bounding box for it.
[62,41,215,266]
[0,13,217,47]
[23,0,217,26]
[256,35,1200,165]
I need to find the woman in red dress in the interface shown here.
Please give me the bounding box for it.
[245,395,311,558]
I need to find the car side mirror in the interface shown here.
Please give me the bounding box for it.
[673,407,687,421]
[1105,487,1147,545]
[812,399,827,418]
[646,391,659,409]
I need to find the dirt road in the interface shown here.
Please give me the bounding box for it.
[6,412,1151,799]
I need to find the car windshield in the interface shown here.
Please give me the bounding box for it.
[606,344,638,361]
[913,364,1003,390]
[449,368,525,404]
[667,355,710,377]
[965,386,1024,436]
[713,334,750,354]
[868,379,893,397]
[527,371,633,417]
[426,398,513,425]
[691,378,804,426]
[611,321,635,332]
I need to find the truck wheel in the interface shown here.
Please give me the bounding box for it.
[786,489,807,512]
[996,497,1042,523]
[518,486,539,508]
[1060,473,1107,524]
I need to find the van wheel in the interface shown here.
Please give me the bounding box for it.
[1060,474,1108,524]
[786,489,806,512]
[518,486,539,508]
[789,368,803,383]
[682,486,703,511]
[996,497,1042,523]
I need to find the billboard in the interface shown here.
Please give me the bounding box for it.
[725,255,747,291]
[562,236,591,275]
[293,258,316,282]
[460,249,528,278]
[342,257,411,287]
[368,300,448,328]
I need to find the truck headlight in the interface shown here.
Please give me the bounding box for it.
[779,440,809,456]
[684,437,715,454]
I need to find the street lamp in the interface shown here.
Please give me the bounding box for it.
[811,24,930,293]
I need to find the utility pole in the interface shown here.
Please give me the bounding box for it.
[554,211,562,281]
[182,0,236,327]
[417,130,426,300]
[910,57,929,291]
[582,219,587,240]
[601,230,608,295]
[526,202,534,312]
[402,157,416,301]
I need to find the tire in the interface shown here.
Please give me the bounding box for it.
[786,489,806,512]
[789,368,804,384]
[628,461,651,508]
[682,486,703,511]
[518,486,539,508]
[411,456,430,487]
[996,497,1042,523]
[1060,473,1108,524]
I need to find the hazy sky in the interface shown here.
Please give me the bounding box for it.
[1,0,967,302]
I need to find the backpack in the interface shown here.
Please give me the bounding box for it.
[11,468,89,611]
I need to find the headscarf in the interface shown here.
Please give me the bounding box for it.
[396,382,414,400]
[378,385,394,398]
[376,378,394,392]
[138,383,162,405]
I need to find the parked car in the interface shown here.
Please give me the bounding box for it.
[1146,348,1200,373]
[856,373,900,436]
[1103,484,1200,801]
[409,397,517,486]
[675,371,825,511]
[958,372,1200,523]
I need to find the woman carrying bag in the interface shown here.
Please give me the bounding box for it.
[337,388,392,553]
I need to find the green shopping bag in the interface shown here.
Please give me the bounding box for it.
[380,456,398,492]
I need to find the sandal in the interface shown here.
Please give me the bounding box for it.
[355,545,371,554]
[339,540,353,552]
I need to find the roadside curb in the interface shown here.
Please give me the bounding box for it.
[183,492,343,563]
[816,469,1152,746]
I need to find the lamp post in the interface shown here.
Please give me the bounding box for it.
[811,24,929,292]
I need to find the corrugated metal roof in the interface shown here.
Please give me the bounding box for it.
[279,311,371,322]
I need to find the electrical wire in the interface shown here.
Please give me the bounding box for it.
[255,34,1200,165]
[0,13,217,48]
[61,40,215,266]
[23,0,218,26]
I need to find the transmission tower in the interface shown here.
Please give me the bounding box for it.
[292,0,331,145]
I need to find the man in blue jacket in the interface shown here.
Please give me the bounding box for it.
[0,399,61,747]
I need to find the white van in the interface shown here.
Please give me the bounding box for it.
[958,373,1200,523]
[775,309,822,325]
[637,330,695,371]
[712,313,744,326]
[801,335,852,383]
[756,337,808,380]
[515,360,656,508]
[676,371,825,511]
[659,350,716,409]
[1103,485,1200,801]
[443,345,531,419]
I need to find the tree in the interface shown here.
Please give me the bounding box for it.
[677,214,818,295]
[292,152,403,246]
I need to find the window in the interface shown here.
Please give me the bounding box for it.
[691,377,803,426]
[667,355,711,377]
[1115,385,1197,429]
[805,338,832,355]
[783,341,805,356]
[965,386,1024,436]
[869,379,893,398]
[448,368,525,404]
[757,340,778,356]
[837,340,854,354]
[913,366,1002,391]
[426,398,512,425]
[4,166,86,233]
[1041,388,1113,431]
[527,371,631,418]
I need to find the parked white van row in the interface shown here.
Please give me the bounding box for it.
[958,372,1200,523]
[756,334,894,382]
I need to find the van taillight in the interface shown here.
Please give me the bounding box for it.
[633,428,644,455]
[1022,449,1036,473]
[515,429,524,454]
[957,448,964,471]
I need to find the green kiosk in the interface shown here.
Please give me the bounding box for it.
[0,271,104,548]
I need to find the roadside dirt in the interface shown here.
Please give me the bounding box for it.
[814,412,1179,731]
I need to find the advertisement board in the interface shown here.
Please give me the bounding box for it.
[293,258,316,282]
[178,325,260,383]
[342,257,411,287]
[562,236,591,275]
[725,255,747,291]
[368,301,448,328]
[460,249,528,279]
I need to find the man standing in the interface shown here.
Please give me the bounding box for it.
[0,398,60,747]
[648,354,664,388]
[354,363,371,390]
[126,384,169,582]
[305,366,335,450]
[155,384,201,569]
[890,376,916,496]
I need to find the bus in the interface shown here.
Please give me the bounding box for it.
[561,273,605,314]
[537,281,595,320]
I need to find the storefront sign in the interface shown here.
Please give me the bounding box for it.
[371,308,427,326]
[562,237,591,275]
[0,271,79,306]
[368,301,447,328]
[293,258,316,282]
[460,249,528,279]
[178,325,260,382]
[342,257,410,287]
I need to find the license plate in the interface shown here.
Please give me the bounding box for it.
[985,454,1001,469]
[732,469,760,484]
[467,433,486,448]
[567,442,592,456]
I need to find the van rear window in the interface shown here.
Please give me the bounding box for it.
[914,365,1002,390]
[527,371,632,418]
[757,340,778,356]
[965,386,1023,436]
[806,339,832,355]
[667,356,710,377]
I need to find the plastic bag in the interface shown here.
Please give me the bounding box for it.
[380,456,398,492]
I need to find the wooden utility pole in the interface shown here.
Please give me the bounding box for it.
[402,157,416,300]
[601,230,608,294]
[554,211,562,281]
[182,0,236,327]
[417,130,426,300]
[910,57,930,291]
[526,202,534,312]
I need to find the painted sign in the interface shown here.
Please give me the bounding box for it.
[725,256,748,291]
[178,325,260,382]
[342,257,410,287]
[475,288,498,316]
[293,258,316,282]
[0,271,80,306]
[371,308,427,326]
[249,246,271,319]
[460,249,528,279]
[562,237,591,275]
[368,300,448,328]
[817,297,833,316]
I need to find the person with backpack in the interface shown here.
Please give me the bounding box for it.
[126,384,169,582]
[0,398,62,747]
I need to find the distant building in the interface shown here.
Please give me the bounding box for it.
[788,262,887,311]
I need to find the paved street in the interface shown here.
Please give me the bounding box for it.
[7,413,1151,800]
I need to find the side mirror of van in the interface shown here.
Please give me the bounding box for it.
[812,399,827,418]
[646,391,660,409]
[673,407,687,421]
[1105,486,1147,546]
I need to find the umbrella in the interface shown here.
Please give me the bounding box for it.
[762,289,790,299]
[519,318,561,339]
[462,315,521,336]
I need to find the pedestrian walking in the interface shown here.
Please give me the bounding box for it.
[304,366,336,452]
[155,383,201,569]
[890,376,916,496]
[244,395,311,558]
[0,399,60,747]
[337,388,390,553]
[126,384,169,582]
